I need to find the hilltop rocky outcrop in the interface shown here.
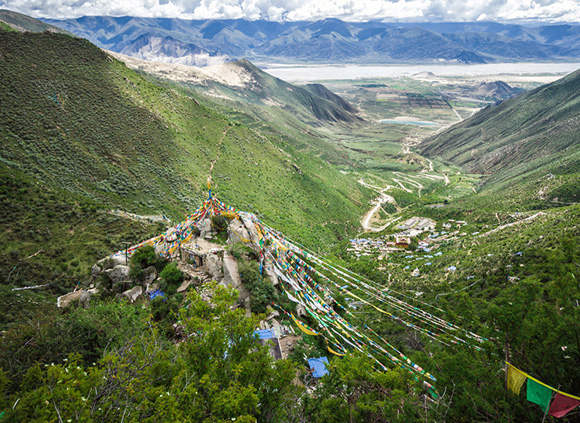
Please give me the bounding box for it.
[472,81,521,99]
[58,215,276,313]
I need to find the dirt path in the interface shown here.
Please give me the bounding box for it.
[417,172,450,186]
[362,195,387,230]
[357,179,393,192]
[358,179,401,231]
[400,135,420,155]
[393,172,424,195]
[208,127,231,186]
[107,210,168,223]
[478,212,546,238]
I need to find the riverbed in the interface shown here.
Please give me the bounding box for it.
[262,62,580,82]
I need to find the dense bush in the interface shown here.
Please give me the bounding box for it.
[304,352,421,423]
[0,301,147,393]
[229,242,258,261]
[129,245,167,283]
[239,260,275,314]
[1,287,300,423]
[158,262,184,295]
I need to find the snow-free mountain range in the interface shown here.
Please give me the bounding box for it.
[35,14,580,65]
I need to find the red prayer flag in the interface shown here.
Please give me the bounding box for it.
[549,392,580,418]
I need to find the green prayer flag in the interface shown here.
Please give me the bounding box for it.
[527,378,553,413]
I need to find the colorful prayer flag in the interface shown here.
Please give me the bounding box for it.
[527,378,553,413]
[507,363,528,396]
[549,392,580,418]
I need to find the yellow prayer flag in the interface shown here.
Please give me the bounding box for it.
[291,313,320,336]
[327,345,345,356]
[507,363,528,396]
[220,211,238,219]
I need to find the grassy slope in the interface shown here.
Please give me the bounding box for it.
[331,202,580,420]
[162,59,364,126]
[0,9,73,34]
[0,165,167,328]
[171,78,357,167]
[418,69,580,205]
[0,21,16,32]
[0,31,372,298]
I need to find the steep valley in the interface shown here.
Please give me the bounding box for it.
[1,22,580,423]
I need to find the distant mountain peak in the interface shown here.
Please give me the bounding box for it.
[118,32,232,67]
[473,80,521,98]
[39,15,580,64]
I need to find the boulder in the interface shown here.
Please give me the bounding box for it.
[143,266,157,285]
[57,291,83,308]
[79,288,98,308]
[238,214,261,251]
[98,254,126,270]
[264,263,278,286]
[227,218,251,245]
[164,227,178,242]
[266,310,280,320]
[177,280,192,293]
[105,265,131,285]
[205,253,223,282]
[121,286,143,303]
[296,303,307,318]
[91,263,102,281]
[221,252,241,288]
[198,218,214,239]
[220,251,251,303]
[155,243,166,257]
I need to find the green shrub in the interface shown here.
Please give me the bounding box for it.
[130,245,157,269]
[229,242,258,261]
[160,261,184,285]
[239,260,275,314]
[239,260,260,287]
[129,245,167,282]
[0,301,147,393]
[150,296,169,321]
[158,262,183,295]
[250,278,275,314]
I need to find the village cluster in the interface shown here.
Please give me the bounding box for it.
[348,217,469,260]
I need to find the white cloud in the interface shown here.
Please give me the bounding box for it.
[497,0,580,22]
[1,0,580,22]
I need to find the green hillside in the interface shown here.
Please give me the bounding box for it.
[158,58,363,126]
[418,69,580,205]
[329,202,580,422]
[0,9,73,34]
[131,56,367,168]
[0,31,371,291]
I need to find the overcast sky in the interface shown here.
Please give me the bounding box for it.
[2,0,580,22]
